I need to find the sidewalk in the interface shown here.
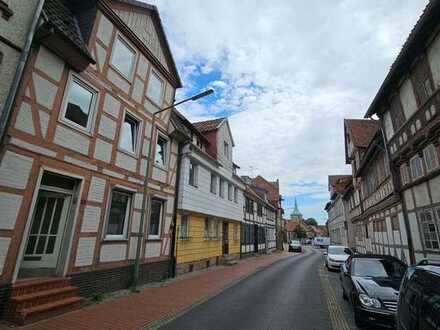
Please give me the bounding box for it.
[11,252,289,330]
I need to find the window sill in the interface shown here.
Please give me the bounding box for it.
[102,237,129,242]
[117,147,139,159]
[58,118,94,137]
[154,163,168,171]
[147,237,162,241]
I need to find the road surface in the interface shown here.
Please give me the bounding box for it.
[161,246,370,330]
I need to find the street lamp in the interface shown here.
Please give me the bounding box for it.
[132,89,214,289]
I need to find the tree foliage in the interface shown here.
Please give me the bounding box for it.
[305,218,318,226]
[294,224,307,239]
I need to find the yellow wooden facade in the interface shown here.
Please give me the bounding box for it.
[175,213,241,264]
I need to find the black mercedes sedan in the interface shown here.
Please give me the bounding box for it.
[340,254,407,328]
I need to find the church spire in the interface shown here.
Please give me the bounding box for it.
[290,198,303,219]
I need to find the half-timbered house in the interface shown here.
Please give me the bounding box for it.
[0,0,182,322]
[364,0,440,264]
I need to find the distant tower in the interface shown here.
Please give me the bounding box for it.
[290,198,303,221]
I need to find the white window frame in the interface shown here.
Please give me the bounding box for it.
[118,109,142,156]
[234,187,238,203]
[59,73,98,134]
[419,208,440,251]
[154,132,169,169]
[210,173,217,194]
[146,70,165,106]
[110,34,136,80]
[189,161,198,187]
[104,187,133,240]
[400,163,410,186]
[148,198,164,239]
[423,144,439,173]
[410,155,424,180]
[228,183,233,201]
[219,179,225,198]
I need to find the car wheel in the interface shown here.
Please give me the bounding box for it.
[354,310,366,328]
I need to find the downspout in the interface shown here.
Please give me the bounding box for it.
[169,138,187,277]
[378,125,415,265]
[0,0,45,146]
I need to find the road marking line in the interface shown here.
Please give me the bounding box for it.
[319,268,350,330]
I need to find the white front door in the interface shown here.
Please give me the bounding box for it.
[21,190,71,270]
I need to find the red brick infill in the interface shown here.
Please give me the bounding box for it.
[14,252,290,330]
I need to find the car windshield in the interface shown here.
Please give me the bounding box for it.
[291,241,300,245]
[328,246,349,255]
[352,258,406,278]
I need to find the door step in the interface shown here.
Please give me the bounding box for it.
[221,255,238,266]
[6,277,85,325]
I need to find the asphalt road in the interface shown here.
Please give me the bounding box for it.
[161,246,364,330]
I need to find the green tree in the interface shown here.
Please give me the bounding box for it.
[305,218,318,226]
[294,224,307,239]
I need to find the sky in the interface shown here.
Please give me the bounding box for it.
[148,0,428,224]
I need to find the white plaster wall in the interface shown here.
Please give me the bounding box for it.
[100,244,127,262]
[407,212,422,251]
[428,32,440,89]
[404,189,415,211]
[96,13,113,46]
[39,110,50,139]
[33,73,58,110]
[87,177,107,203]
[103,93,121,119]
[81,206,101,232]
[429,175,440,203]
[0,192,23,230]
[413,183,431,207]
[75,237,96,267]
[0,151,33,189]
[178,154,244,221]
[94,139,113,163]
[0,238,11,275]
[54,125,90,155]
[399,78,418,119]
[34,46,64,82]
[98,115,117,140]
[15,102,35,135]
[128,237,138,259]
[107,68,130,94]
[115,152,137,172]
[145,241,161,258]
[216,122,234,171]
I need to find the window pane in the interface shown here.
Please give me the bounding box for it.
[107,191,130,236]
[147,72,164,105]
[149,199,162,236]
[65,80,94,128]
[111,38,135,78]
[120,115,138,153]
[155,137,167,166]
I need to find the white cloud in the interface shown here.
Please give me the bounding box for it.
[149,0,428,218]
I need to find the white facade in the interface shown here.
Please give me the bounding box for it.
[327,195,348,246]
[177,121,244,221]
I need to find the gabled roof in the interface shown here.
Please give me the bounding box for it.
[252,175,280,206]
[193,118,226,133]
[365,0,440,117]
[344,119,379,149]
[108,0,182,87]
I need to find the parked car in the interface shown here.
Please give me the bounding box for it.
[340,254,407,328]
[324,245,353,270]
[313,236,330,248]
[396,259,440,330]
[289,240,302,252]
